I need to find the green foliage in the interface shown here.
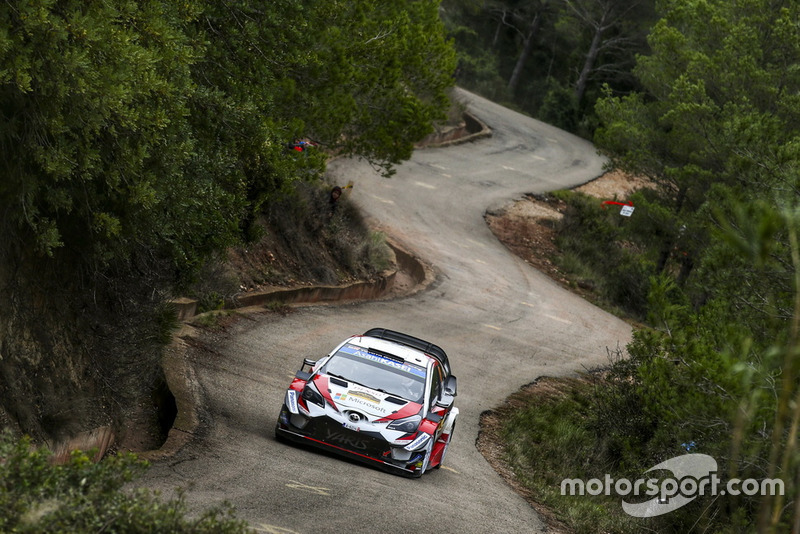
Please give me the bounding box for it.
[327,0,457,174]
[498,378,641,534]
[441,0,656,137]
[0,0,455,275]
[502,1,800,531]
[553,190,654,317]
[593,0,800,346]
[538,79,578,133]
[0,432,249,533]
[0,0,229,265]
[0,0,456,441]
[537,197,799,531]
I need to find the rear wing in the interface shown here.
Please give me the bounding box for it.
[362,328,451,376]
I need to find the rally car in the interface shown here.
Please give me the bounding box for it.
[275,328,458,477]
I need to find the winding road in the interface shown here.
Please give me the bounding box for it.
[140,89,633,533]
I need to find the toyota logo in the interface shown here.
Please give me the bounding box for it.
[347,411,362,423]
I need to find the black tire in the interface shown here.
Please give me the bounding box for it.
[434,421,456,469]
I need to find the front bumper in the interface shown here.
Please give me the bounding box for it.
[275,405,428,476]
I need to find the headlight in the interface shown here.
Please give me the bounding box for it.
[302,383,325,407]
[387,414,421,433]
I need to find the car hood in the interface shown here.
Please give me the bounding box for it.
[315,376,419,420]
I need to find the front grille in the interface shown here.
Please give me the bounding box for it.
[309,417,389,457]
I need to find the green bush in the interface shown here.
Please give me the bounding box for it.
[553,190,655,318]
[499,378,640,534]
[539,81,579,133]
[0,432,249,534]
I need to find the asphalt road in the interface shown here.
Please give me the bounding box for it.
[139,89,633,534]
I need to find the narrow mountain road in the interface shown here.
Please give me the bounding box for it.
[140,89,632,534]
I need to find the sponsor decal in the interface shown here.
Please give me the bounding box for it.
[347,389,381,404]
[343,421,360,432]
[324,429,367,450]
[404,432,431,451]
[343,396,388,414]
[332,387,389,414]
[339,344,426,378]
[285,390,299,414]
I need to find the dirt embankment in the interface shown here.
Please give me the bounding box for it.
[485,169,649,297]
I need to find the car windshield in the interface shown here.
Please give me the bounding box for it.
[319,343,426,403]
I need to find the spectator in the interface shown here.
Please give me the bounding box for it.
[329,186,343,214]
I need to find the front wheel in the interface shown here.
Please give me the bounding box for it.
[412,439,434,478]
[435,421,456,469]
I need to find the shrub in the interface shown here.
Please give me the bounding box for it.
[553,190,654,318]
[0,432,249,534]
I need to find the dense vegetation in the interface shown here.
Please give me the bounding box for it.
[0,0,454,447]
[489,0,800,532]
[0,432,249,533]
[5,0,798,531]
[440,0,657,137]
[0,0,454,528]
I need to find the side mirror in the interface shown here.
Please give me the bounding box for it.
[444,375,457,397]
[295,370,312,381]
[436,392,455,410]
[296,358,317,381]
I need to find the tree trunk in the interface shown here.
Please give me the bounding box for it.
[507,13,542,95]
[574,23,603,105]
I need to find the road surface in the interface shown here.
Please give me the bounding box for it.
[140,89,633,534]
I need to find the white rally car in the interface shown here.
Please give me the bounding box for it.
[275,328,458,477]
